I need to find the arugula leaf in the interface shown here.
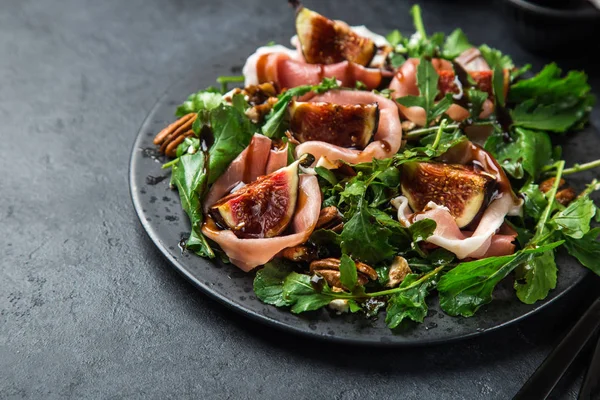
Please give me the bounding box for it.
[261,78,339,138]
[385,272,437,328]
[509,63,590,103]
[478,45,512,108]
[262,88,310,138]
[520,183,548,220]
[492,64,506,107]
[438,253,519,317]
[509,63,595,133]
[389,53,406,69]
[417,128,467,157]
[484,127,552,179]
[511,99,594,133]
[409,219,436,242]
[355,80,367,90]
[231,93,247,113]
[176,90,223,118]
[550,195,596,239]
[396,58,452,127]
[564,227,600,276]
[171,151,214,258]
[339,254,358,291]
[314,166,338,186]
[309,228,341,246]
[368,209,436,256]
[506,220,533,248]
[395,62,435,109]
[437,243,563,316]
[514,251,557,304]
[466,88,488,118]
[348,300,362,313]
[340,197,396,264]
[386,29,402,47]
[340,180,367,203]
[479,44,514,69]
[510,64,532,82]
[376,166,401,188]
[253,262,294,307]
[282,272,337,313]
[207,104,255,184]
[415,58,445,124]
[442,28,472,59]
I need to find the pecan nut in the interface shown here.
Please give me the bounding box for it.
[539,177,565,194]
[556,188,577,206]
[539,177,576,206]
[153,113,197,158]
[309,258,377,289]
[316,207,344,231]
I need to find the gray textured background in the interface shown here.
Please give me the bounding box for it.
[1,0,599,399]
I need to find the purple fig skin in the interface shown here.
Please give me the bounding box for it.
[289,101,379,149]
[295,7,376,66]
[401,162,496,229]
[210,162,299,239]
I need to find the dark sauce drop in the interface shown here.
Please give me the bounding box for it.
[495,105,513,138]
[310,274,325,292]
[140,147,162,161]
[379,140,391,153]
[146,175,168,185]
[450,61,471,109]
[178,238,187,254]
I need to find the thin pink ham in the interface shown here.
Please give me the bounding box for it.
[203,134,288,213]
[265,143,289,175]
[392,195,517,259]
[455,48,490,72]
[243,46,388,90]
[391,141,522,259]
[294,90,402,165]
[202,175,321,271]
[389,57,494,126]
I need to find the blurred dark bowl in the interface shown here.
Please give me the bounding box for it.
[503,0,600,55]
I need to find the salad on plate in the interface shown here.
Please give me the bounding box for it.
[151,3,599,330]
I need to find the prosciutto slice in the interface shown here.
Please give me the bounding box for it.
[389,56,495,127]
[203,175,321,271]
[294,90,402,165]
[243,45,388,90]
[202,134,320,271]
[392,195,517,259]
[203,134,288,213]
[391,141,522,259]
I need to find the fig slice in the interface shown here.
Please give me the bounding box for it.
[288,101,379,149]
[295,7,376,66]
[209,161,300,239]
[401,162,496,229]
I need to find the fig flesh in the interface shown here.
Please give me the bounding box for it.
[288,101,379,149]
[401,162,495,228]
[210,161,299,239]
[295,7,376,66]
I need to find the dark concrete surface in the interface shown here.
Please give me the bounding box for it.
[1,0,599,398]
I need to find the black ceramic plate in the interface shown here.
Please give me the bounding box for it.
[129,52,594,346]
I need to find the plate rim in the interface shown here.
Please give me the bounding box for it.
[128,76,588,347]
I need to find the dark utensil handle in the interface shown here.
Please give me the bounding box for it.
[579,330,600,400]
[514,297,600,400]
